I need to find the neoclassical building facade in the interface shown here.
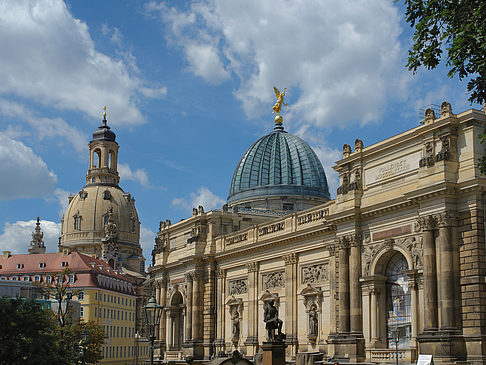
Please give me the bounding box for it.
[150,104,486,364]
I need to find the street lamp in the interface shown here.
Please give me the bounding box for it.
[143,296,163,365]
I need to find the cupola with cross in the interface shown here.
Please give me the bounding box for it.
[86,106,120,186]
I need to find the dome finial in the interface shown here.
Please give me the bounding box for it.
[272,86,288,116]
[102,105,107,124]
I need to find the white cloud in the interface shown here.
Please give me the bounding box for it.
[172,186,225,212]
[0,219,61,254]
[53,188,70,218]
[149,0,405,128]
[312,145,341,199]
[139,224,156,268]
[118,163,150,188]
[0,99,88,153]
[0,0,165,126]
[0,132,57,200]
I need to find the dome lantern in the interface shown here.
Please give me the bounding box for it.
[86,106,120,186]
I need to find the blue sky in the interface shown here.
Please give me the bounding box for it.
[0,0,480,261]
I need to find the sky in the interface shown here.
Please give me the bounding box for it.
[0,0,481,263]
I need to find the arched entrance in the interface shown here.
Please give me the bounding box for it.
[168,291,184,351]
[385,252,411,349]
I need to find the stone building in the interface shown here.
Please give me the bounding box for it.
[150,103,486,364]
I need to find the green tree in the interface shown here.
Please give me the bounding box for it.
[402,0,486,171]
[39,268,106,363]
[403,0,486,104]
[0,297,64,365]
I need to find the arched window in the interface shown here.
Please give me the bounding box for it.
[93,149,101,168]
[109,150,116,170]
[385,252,411,349]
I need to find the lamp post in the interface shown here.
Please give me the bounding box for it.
[81,329,89,365]
[143,296,163,365]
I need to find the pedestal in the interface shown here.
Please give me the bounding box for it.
[417,330,465,363]
[327,334,365,362]
[262,341,287,365]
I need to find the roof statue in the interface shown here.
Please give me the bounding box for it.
[102,105,107,121]
[272,86,287,117]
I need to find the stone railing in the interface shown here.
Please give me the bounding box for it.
[369,349,406,362]
[218,204,332,252]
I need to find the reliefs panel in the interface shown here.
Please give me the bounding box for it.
[262,271,285,290]
[228,279,248,295]
[301,263,329,285]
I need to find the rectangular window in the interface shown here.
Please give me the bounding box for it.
[68,274,75,284]
[103,308,106,318]
[80,306,84,317]
[34,276,40,282]
[17,263,24,269]
[77,291,84,300]
[104,294,106,302]
[22,276,30,281]
[94,307,97,317]
[95,292,97,301]
[45,275,52,284]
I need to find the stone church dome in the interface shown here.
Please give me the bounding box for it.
[61,185,139,248]
[227,120,330,212]
[59,113,144,274]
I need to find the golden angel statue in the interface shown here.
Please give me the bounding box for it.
[272,86,287,116]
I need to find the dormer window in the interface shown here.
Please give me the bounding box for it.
[39,262,46,268]
[73,212,82,230]
[61,261,68,268]
[68,274,75,284]
[17,263,24,269]
[103,190,111,200]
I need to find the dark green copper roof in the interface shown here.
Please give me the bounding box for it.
[227,124,330,204]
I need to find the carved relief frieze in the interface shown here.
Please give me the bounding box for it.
[228,279,248,295]
[301,263,329,284]
[361,244,380,276]
[262,271,284,290]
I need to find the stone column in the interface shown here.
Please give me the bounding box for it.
[216,269,226,352]
[283,253,298,355]
[168,311,174,348]
[245,262,259,356]
[192,270,203,341]
[157,276,168,353]
[370,288,378,344]
[407,272,418,345]
[349,234,362,334]
[155,280,161,337]
[437,211,456,330]
[338,236,350,333]
[420,215,438,331]
[328,245,337,335]
[185,272,193,341]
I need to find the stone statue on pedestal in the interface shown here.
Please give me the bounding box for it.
[264,300,285,341]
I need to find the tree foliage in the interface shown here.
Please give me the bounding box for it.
[0,297,64,365]
[402,0,486,105]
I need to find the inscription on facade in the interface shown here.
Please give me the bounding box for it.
[262,271,284,290]
[229,279,248,295]
[258,222,285,236]
[297,208,329,225]
[365,152,421,185]
[301,263,329,284]
[226,233,248,245]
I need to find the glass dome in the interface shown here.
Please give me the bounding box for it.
[227,123,330,206]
